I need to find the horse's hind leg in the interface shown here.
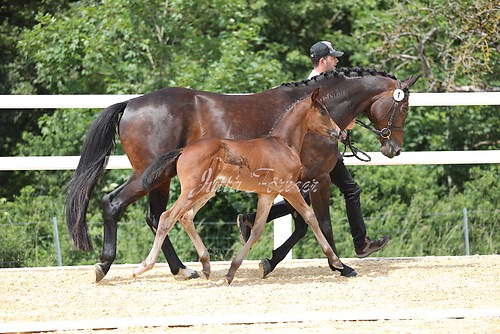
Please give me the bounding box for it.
[226,193,275,285]
[283,189,343,270]
[178,193,215,279]
[147,184,199,279]
[97,172,148,282]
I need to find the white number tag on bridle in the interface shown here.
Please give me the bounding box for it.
[393,89,405,101]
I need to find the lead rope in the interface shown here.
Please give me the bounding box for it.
[341,130,372,162]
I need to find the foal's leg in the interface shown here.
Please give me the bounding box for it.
[132,193,195,278]
[259,198,309,278]
[132,209,178,277]
[147,184,199,279]
[226,193,276,285]
[178,193,215,279]
[283,189,343,270]
[261,174,356,278]
[310,174,357,277]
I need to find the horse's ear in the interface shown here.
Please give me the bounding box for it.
[311,87,320,102]
[401,74,421,89]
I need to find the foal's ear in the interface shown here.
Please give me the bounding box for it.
[311,87,320,102]
[401,74,421,89]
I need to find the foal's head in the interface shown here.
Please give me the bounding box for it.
[304,88,341,141]
[367,75,420,158]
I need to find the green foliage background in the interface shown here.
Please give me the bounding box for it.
[0,0,498,268]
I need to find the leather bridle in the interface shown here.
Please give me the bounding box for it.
[342,80,409,162]
[355,80,407,140]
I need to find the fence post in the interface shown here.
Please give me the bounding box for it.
[52,217,63,266]
[273,195,292,260]
[463,208,470,256]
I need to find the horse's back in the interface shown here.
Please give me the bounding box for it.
[117,86,299,171]
[118,87,214,169]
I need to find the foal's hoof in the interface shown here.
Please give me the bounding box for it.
[175,267,200,280]
[225,274,234,285]
[258,259,272,278]
[202,270,210,280]
[94,264,106,283]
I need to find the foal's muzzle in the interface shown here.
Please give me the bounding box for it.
[327,129,340,141]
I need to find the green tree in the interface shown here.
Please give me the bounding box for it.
[0,1,76,199]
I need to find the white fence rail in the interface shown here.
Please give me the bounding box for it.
[1,92,499,109]
[1,92,499,259]
[1,92,499,170]
[1,150,499,171]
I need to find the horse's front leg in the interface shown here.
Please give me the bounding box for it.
[147,185,199,279]
[310,173,357,277]
[226,193,275,285]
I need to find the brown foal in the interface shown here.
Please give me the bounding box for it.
[132,88,342,284]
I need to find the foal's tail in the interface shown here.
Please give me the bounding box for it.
[65,101,128,251]
[142,149,183,191]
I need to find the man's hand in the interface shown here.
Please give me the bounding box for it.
[340,130,349,144]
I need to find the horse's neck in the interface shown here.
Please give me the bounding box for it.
[336,105,365,129]
[327,91,369,128]
[269,107,309,154]
[309,77,381,129]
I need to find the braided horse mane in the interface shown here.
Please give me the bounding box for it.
[280,67,397,87]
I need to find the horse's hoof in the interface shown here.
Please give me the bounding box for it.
[258,259,272,278]
[340,266,357,277]
[94,264,106,283]
[329,261,357,277]
[176,267,200,280]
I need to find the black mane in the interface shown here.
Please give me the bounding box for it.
[281,67,397,87]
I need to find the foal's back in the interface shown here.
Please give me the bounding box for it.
[177,135,302,194]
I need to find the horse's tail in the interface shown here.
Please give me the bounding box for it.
[142,149,183,191]
[65,101,128,251]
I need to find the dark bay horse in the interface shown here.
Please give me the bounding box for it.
[132,89,342,284]
[65,67,419,282]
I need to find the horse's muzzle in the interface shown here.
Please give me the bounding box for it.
[380,140,401,158]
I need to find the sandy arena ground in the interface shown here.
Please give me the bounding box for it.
[0,255,499,333]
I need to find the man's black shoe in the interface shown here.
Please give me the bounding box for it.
[355,235,390,258]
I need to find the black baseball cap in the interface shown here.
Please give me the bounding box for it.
[310,41,344,58]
